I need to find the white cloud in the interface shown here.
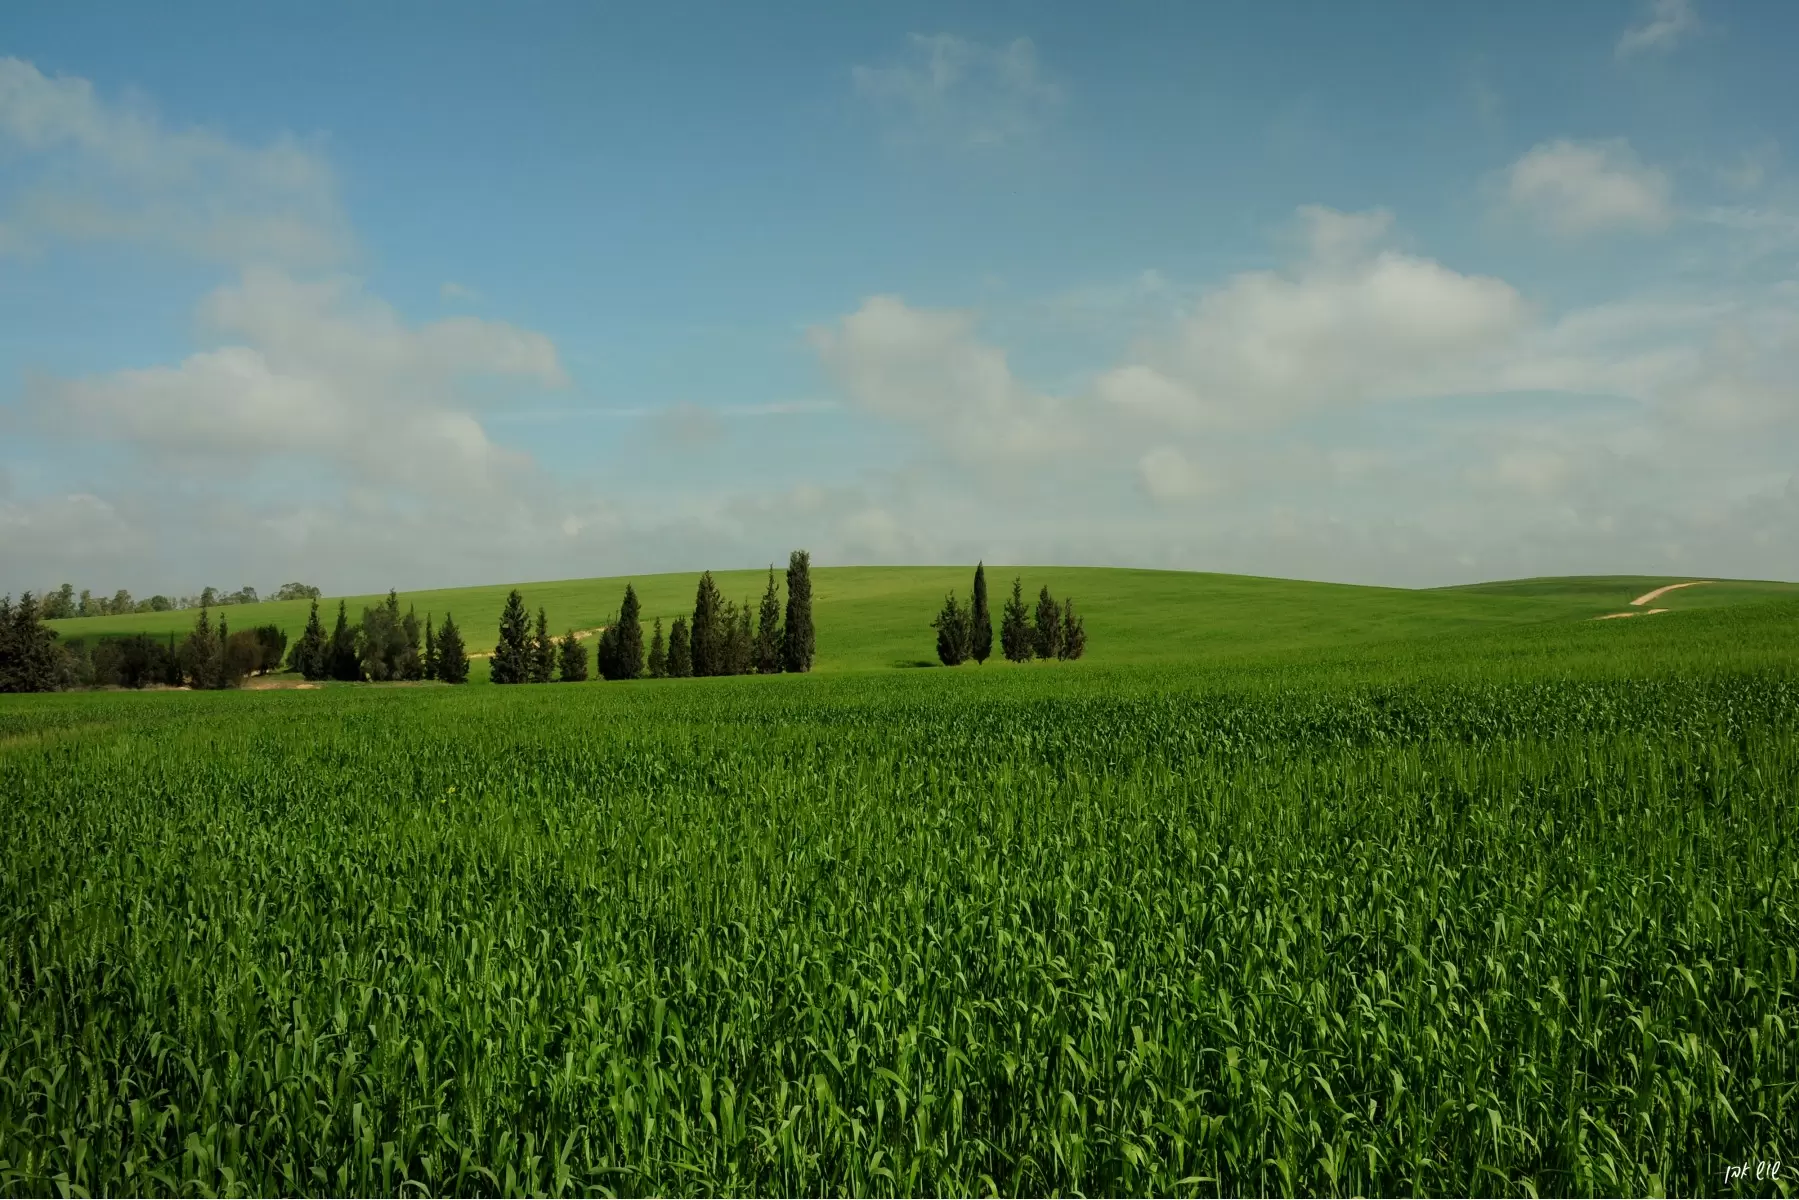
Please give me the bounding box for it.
[440,281,480,302]
[0,56,348,265]
[1137,447,1216,501]
[808,295,1079,460]
[29,267,566,493]
[1617,0,1700,58]
[1503,139,1673,236]
[1100,207,1528,429]
[852,34,1059,148]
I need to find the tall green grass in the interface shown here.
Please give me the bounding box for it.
[2,607,1796,1195]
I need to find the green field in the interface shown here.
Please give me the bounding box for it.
[43,566,1799,678]
[6,570,1798,1195]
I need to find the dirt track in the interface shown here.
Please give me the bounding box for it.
[1631,581,1713,607]
[1594,579,1713,621]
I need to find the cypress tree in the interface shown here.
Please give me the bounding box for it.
[0,592,63,693]
[755,567,783,673]
[1059,596,1087,660]
[667,616,693,678]
[184,606,222,689]
[401,604,423,680]
[1033,585,1063,660]
[558,629,589,681]
[933,592,971,666]
[491,590,530,684]
[163,632,184,686]
[690,571,725,677]
[329,599,362,681]
[970,562,992,664]
[781,549,814,673]
[436,612,469,683]
[293,598,328,680]
[726,599,753,675]
[615,584,644,679]
[531,607,555,683]
[1000,578,1033,663]
[423,615,439,680]
[596,618,622,681]
[648,618,667,678]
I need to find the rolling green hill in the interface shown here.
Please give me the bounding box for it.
[41,566,1799,679]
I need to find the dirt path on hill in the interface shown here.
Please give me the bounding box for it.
[469,626,607,660]
[1594,579,1714,620]
[1631,581,1713,606]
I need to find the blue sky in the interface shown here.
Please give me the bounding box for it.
[4,0,1798,594]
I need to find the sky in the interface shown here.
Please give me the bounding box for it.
[3,0,1798,595]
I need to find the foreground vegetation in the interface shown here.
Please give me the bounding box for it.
[3,597,1796,1195]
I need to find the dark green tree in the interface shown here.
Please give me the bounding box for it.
[690,571,725,677]
[0,592,64,693]
[491,590,530,684]
[162,632,183,686]
[1000,577,1032,663]
[225,628,265,681]
[530,607,555,683]
[182,607,224,689]
[357,591,408,681]
[755,567,783,673]
[437,612,469,684]
[423,615,439,680]
[615,584,644,679]
[292,598,329,680]
[43,584,76,620]
[1033,585,1063,661]
[667,616,693,678]
[1059,596,1087,661]
[252,624,287,674]
[970,562,992,664]
[647,618,667,678]
[724,599,753,675]
[401,605,423,680]
[781,550,815,673]
[558,629,589,682]
[933,591,971,666]
[596,618,623,681]
[329,599,362,681]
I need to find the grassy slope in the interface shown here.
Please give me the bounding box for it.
[42,566,1799,677]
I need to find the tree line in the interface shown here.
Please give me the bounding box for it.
[286,593,471,684]
[933,562,1086,666]
[34,581,321,620]
[490,550,816,684]
[3,554,817,693]
[0,589,293,692]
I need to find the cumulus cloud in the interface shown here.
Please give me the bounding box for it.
[1503,139,1673,236]
[808,295,1079,460]
[29,267,566,493]
[0,56,348,265]
[1617,0,1700,58]
[1099,206,1529,429]
[852,34,1059,148]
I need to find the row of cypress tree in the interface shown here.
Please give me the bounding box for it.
[288,593,470,683]
[489,550,817,684]
[934,563,1087,665]
[489,591,586,683]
